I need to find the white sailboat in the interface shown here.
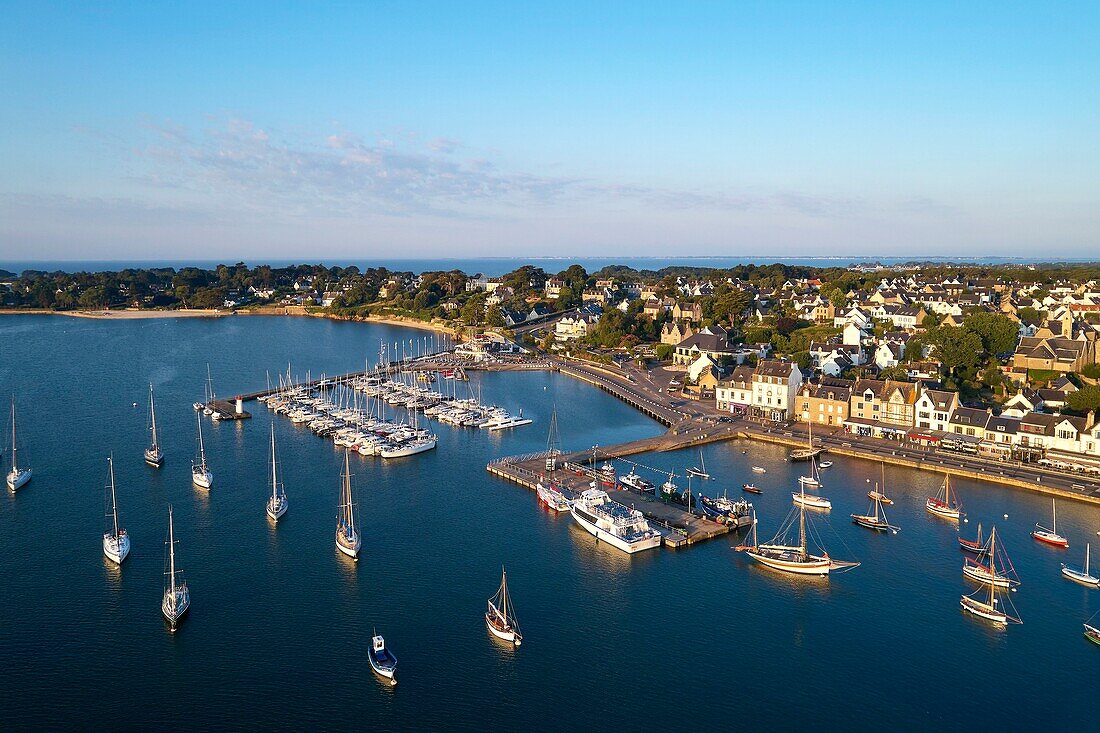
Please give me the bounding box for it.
[6,396,32,492]
[926,474,961,520]
[102,456,131,564]
[144,383,164,468]
[335,449,361,559]
[265,422,288,521]
[1062,543,1099,586]
[191,412,213,489]
[485,566,522,646]
[1032,498,1069,548]
[792,463,830,510]
[960,525,1021,627]
[536,407,572,511]
[686,450,711,480]
[161,505,190,631]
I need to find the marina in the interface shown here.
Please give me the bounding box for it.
[4,314,1100,730]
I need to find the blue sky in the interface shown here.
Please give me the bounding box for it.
[1,1,1097,260]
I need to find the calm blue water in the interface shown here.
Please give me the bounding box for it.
[1,314,1098,730]
[5,255,1098,277]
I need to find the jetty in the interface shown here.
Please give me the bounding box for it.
[487,452,735,548]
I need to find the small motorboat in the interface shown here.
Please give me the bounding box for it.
[751,466,767,474]
[368,633,397,686]
[742,483,763,494]
[818,461,833,469]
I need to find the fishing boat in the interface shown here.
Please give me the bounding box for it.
[742,483,763,494]
[851,485,899,533]
[5,396,32,492]
[736,504,859,576]
[265,423,288,522]
[335,450,361,559]
[620,468,654,493]
[144,384,164,468]
[751,466,767,474]
[1032,498,1069,548]
[191,412,213,489]
[102,456,131,564]
[660,474,678,497]
[686,451,711,480]
[368,632,398,685]
[1062,543,1099,586]
[926,474,961,520]
[959,523,984,553]
[161,506,190,632]
[570,488,662,554]
[960,525,1021,627]
[485,566,522,646]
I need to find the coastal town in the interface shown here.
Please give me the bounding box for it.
[5,261,1100,477]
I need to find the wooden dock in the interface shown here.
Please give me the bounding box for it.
[206,399,251,420]
[487,452,734,548]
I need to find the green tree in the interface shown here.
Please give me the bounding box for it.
[655,343,674,361]
[965,312,1018,355]
[1066,386,1100,412]
[1017,306,1042,324]
[928,326,984,378]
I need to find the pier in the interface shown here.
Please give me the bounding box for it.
[487,452,734,548]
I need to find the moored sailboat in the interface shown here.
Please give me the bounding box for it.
[265,422,288,522]
[851,484,899,533]
[1062,543,1098,586]
[144,384,164,468]
[485,566,522,646]
[335,449,361,559]
[536,407,571,511]
[191,412,213,489]
[1032,498,1069,548]
[102,456,131,564]
[959,523,984,553]
[736,502,858,576]
[161,505,190,631]
[5,396,32,492]
[926,474,961,520]
[960,525,1021,627]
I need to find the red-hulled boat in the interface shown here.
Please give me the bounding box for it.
[1032,498,1069,548]
[742,483,763,494]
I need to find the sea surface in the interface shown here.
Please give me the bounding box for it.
[1,314,1098,730]
[4,255,1099,277]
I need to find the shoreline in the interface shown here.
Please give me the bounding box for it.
[0,307,458,334]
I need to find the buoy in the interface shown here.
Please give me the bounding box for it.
[964,518,969,523]
[132,402,137,407]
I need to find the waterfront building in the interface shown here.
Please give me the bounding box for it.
[797,379,852,426]
[750,360,803,422]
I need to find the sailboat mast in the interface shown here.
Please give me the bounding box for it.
[344,450,355,531]
[196,413,206,467]
[270,422,278,500]
[109,456,120,538]
[1053,498,1058,534]
[989,526,997,607]
[10,397,17,472]
[500,568,509,620]
[799,499,807,558]
[168,506,177,604]
[149,384,159,449]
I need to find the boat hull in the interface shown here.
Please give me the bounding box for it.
[1061,566,1099,586]
[266,497,288,521]
[144,450,164,468]
[960,595,1007,626]
[925,499,960,520]
[6,468,31,492]
[1032,530,1069,548]
[103,532,131,564]
[336,530,361,559]
[486,614,521,645]
[569,507,661,554]
[851,515,890,531]
[368,648,398,685]
[192,470,212,489]
[744,548,831,575]
[162,589,190,631]
[963,563,1012,588]
[792,493,831,510]
[536,482,572,512]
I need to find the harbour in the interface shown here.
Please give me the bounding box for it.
[4,314,1100,731]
